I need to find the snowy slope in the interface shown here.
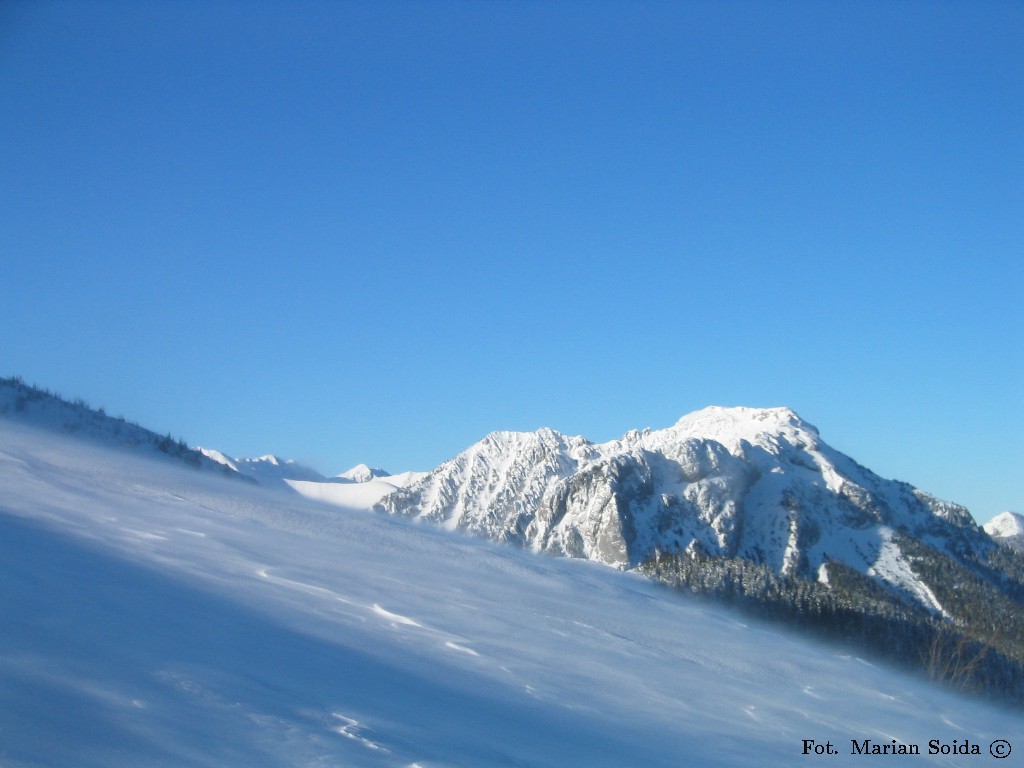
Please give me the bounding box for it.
[286,471,427,510]
[985,511,1024,551]
[2,419,1018,767]
[0,377,230,476]
[379,407,991,613]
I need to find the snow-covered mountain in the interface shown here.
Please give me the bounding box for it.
[337,463,389,482]
[200,448,428,509]
[2,412,1020,767]
[985,511,1024,551]
[198,447,327,487]
[378,406,990,613]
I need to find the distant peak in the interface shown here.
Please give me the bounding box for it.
[223,454,326,484]
[985,511,1024,539]
[338,463,389,483]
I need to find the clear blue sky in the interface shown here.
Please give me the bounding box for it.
[2,1,1021,522]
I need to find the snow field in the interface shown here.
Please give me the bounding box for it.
[0,420,1018,767]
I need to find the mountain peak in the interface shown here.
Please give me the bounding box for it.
[985,511,1024,550]
[668,405,818,450]
[674,404,807,427]
[337,463,389,483]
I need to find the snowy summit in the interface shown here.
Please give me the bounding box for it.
[985,511,1024,551]
[337,463,390,483]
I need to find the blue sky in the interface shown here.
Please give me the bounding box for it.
[2,1,1021,521]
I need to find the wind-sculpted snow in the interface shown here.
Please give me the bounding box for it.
[378,406,993,613]
[0,419,1018,767]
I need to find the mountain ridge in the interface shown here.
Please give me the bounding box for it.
[378,405,987,589]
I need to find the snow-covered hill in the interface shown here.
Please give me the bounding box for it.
[985,511,1024,551]
[0,376,422,511]
[1,417,1018,767]
[378,406,992,615]
[0,376,231,476]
